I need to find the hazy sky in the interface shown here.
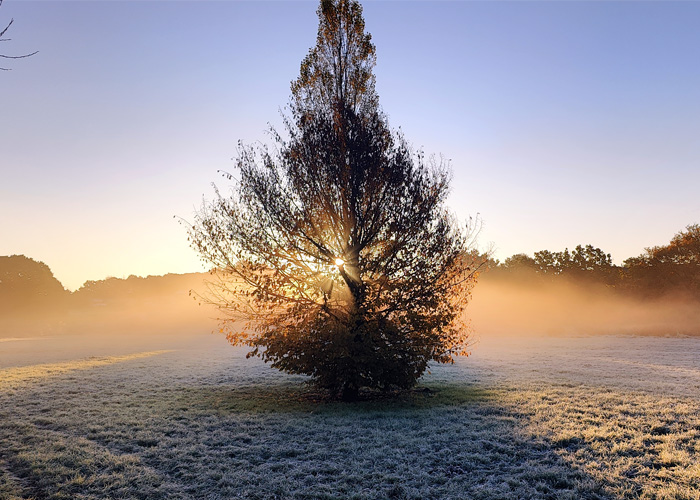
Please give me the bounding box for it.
[2,0,699,291]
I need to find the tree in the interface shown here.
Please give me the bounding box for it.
[0,0,37,71]
[565,244,616,283]
[0,255,68,336]
[0,255,68,312]
[188,0,481,400]
[502,254,537,271]
[624,224,700,297]
[533,249,562,275]
[531,245,615,283]
[644,224,700,266]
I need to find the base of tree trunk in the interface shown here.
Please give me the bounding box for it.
[340,383,359,402]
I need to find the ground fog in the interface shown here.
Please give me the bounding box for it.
[1,327,699,499]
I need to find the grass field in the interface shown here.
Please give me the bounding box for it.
[1,332,699,499]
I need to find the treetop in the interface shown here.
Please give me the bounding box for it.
[291,0,378,117]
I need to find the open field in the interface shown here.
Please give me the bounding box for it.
[1,331,699,499]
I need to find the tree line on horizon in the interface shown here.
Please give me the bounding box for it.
[0,255,213,336]
[2,223,698,316]
[0,255,204,308]
[486,224,700,299]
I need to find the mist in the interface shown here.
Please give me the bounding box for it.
[3,258,700,370]
[0,271,221,368]
[468,275,700,340]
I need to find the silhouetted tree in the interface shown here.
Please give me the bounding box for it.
[568,245,612,271]
[0,0,37,71]
[624,224,700,297]
[0,255,69,335]
[566,245,616,283]
[0,255,67,312]
[502,254,537,271]
[532,249,562,275]
[188,0,480,400]
[530,245,615,283]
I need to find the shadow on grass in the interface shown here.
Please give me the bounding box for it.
[174,380,498,415]
[2,376,615,499]
[161,382,613,498]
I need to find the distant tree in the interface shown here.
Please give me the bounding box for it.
[188,0,481,400]
[624,224,700,297]
[533,249,563,275]
[502,254,537,271]
[531,245,615,283]
[0,0,37,71]
[644,224,700,266]
[480,253,540,283]
[568,244,612,271]
[503,244,618,286]
[565,244,617,283]
[0,255,67,312]
[492,253,538,279]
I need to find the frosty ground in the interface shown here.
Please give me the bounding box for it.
[1,331,699,499]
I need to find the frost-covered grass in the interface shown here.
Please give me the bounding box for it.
[1,333,699,499]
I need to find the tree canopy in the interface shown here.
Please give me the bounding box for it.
[624,224,700,297]
[0,255,67,311]
[490,225,700,299]
[531,245,615,282]
[188,0,480,399]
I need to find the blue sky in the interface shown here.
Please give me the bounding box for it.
[2,0,699,290]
